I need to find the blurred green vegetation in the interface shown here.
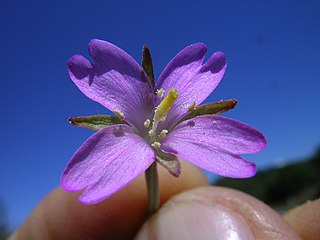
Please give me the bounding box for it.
[0,201,9,240]
[215,147,320,211]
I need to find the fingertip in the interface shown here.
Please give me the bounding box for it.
[284,199,320,240]
[136,186,300,240]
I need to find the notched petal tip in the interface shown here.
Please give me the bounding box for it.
[160,42,208,74]
[78,199,93,205]
[88,39,124,62]
[220,161,257,179]
[88,38,104,51]
[201,51,227,73]
[60,172,83,193]
[255,131,268,152]
[87,39,116,63]
[67,54,92,79]
[88,39,118,58]
[180,42,207,61]
[78,193,104,205]
[188,42,207,51]
[239,122,267,154]
[214,157,257,179]
[240,161,257,178]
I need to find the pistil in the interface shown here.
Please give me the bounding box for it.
[154,88,179,122]
[149,88,179,145]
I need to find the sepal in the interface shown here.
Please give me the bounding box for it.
[141,45,155,88]
[69,115,125,130]
[179,99,237,123]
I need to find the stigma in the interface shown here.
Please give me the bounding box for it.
[147,88,179,147]
[154,88,179,123]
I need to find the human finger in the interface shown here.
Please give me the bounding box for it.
[10,161,207,240]
[283,198,320,240]
[135,186,300,240]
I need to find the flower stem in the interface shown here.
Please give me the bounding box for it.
[145,161,159,214]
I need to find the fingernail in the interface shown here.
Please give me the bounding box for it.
[136,201,255,240]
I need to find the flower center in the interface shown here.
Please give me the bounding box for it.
[145,88,179,148]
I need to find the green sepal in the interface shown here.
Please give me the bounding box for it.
[155,149,181,177]
[179,99,238,123]
[141,44,155,88]
[68,115,125,131]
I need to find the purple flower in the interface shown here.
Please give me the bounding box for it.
[61,40,266,204]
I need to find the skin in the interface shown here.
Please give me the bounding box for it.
[10,161,320,240]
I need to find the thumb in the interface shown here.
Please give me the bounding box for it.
[135,186,300,240]
[284,198,320,240]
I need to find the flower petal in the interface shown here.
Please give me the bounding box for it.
[67,40,155,134]
[61,124,155,204]
[160,115,266,178]
[156,44,227,129]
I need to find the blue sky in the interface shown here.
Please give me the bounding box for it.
[0,0,319,231]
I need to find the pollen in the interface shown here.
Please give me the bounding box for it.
[113,110,125,120]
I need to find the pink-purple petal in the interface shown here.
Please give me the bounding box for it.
[156,44,227,129]
[67,40,155,134]
[61,124,155,204]
[160,115,266,178]
[155,43,207,90]
[164,143,256,178]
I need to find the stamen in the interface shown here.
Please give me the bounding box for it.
[188,101,196,112]
[156,88,165,98]
[154,88,179,122]
[144,119,151,128]
[159,116,166,122]
[113,110,125,120]
[151,142,161,149]
[148,129,155,137]
[159,129,168,139]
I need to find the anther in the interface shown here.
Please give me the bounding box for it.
[144,119,151,128]
[159,129,168,139]
[151,141,161,149]
[156,88,165,98]
[113,110,125,120]
[148,129,155,137]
